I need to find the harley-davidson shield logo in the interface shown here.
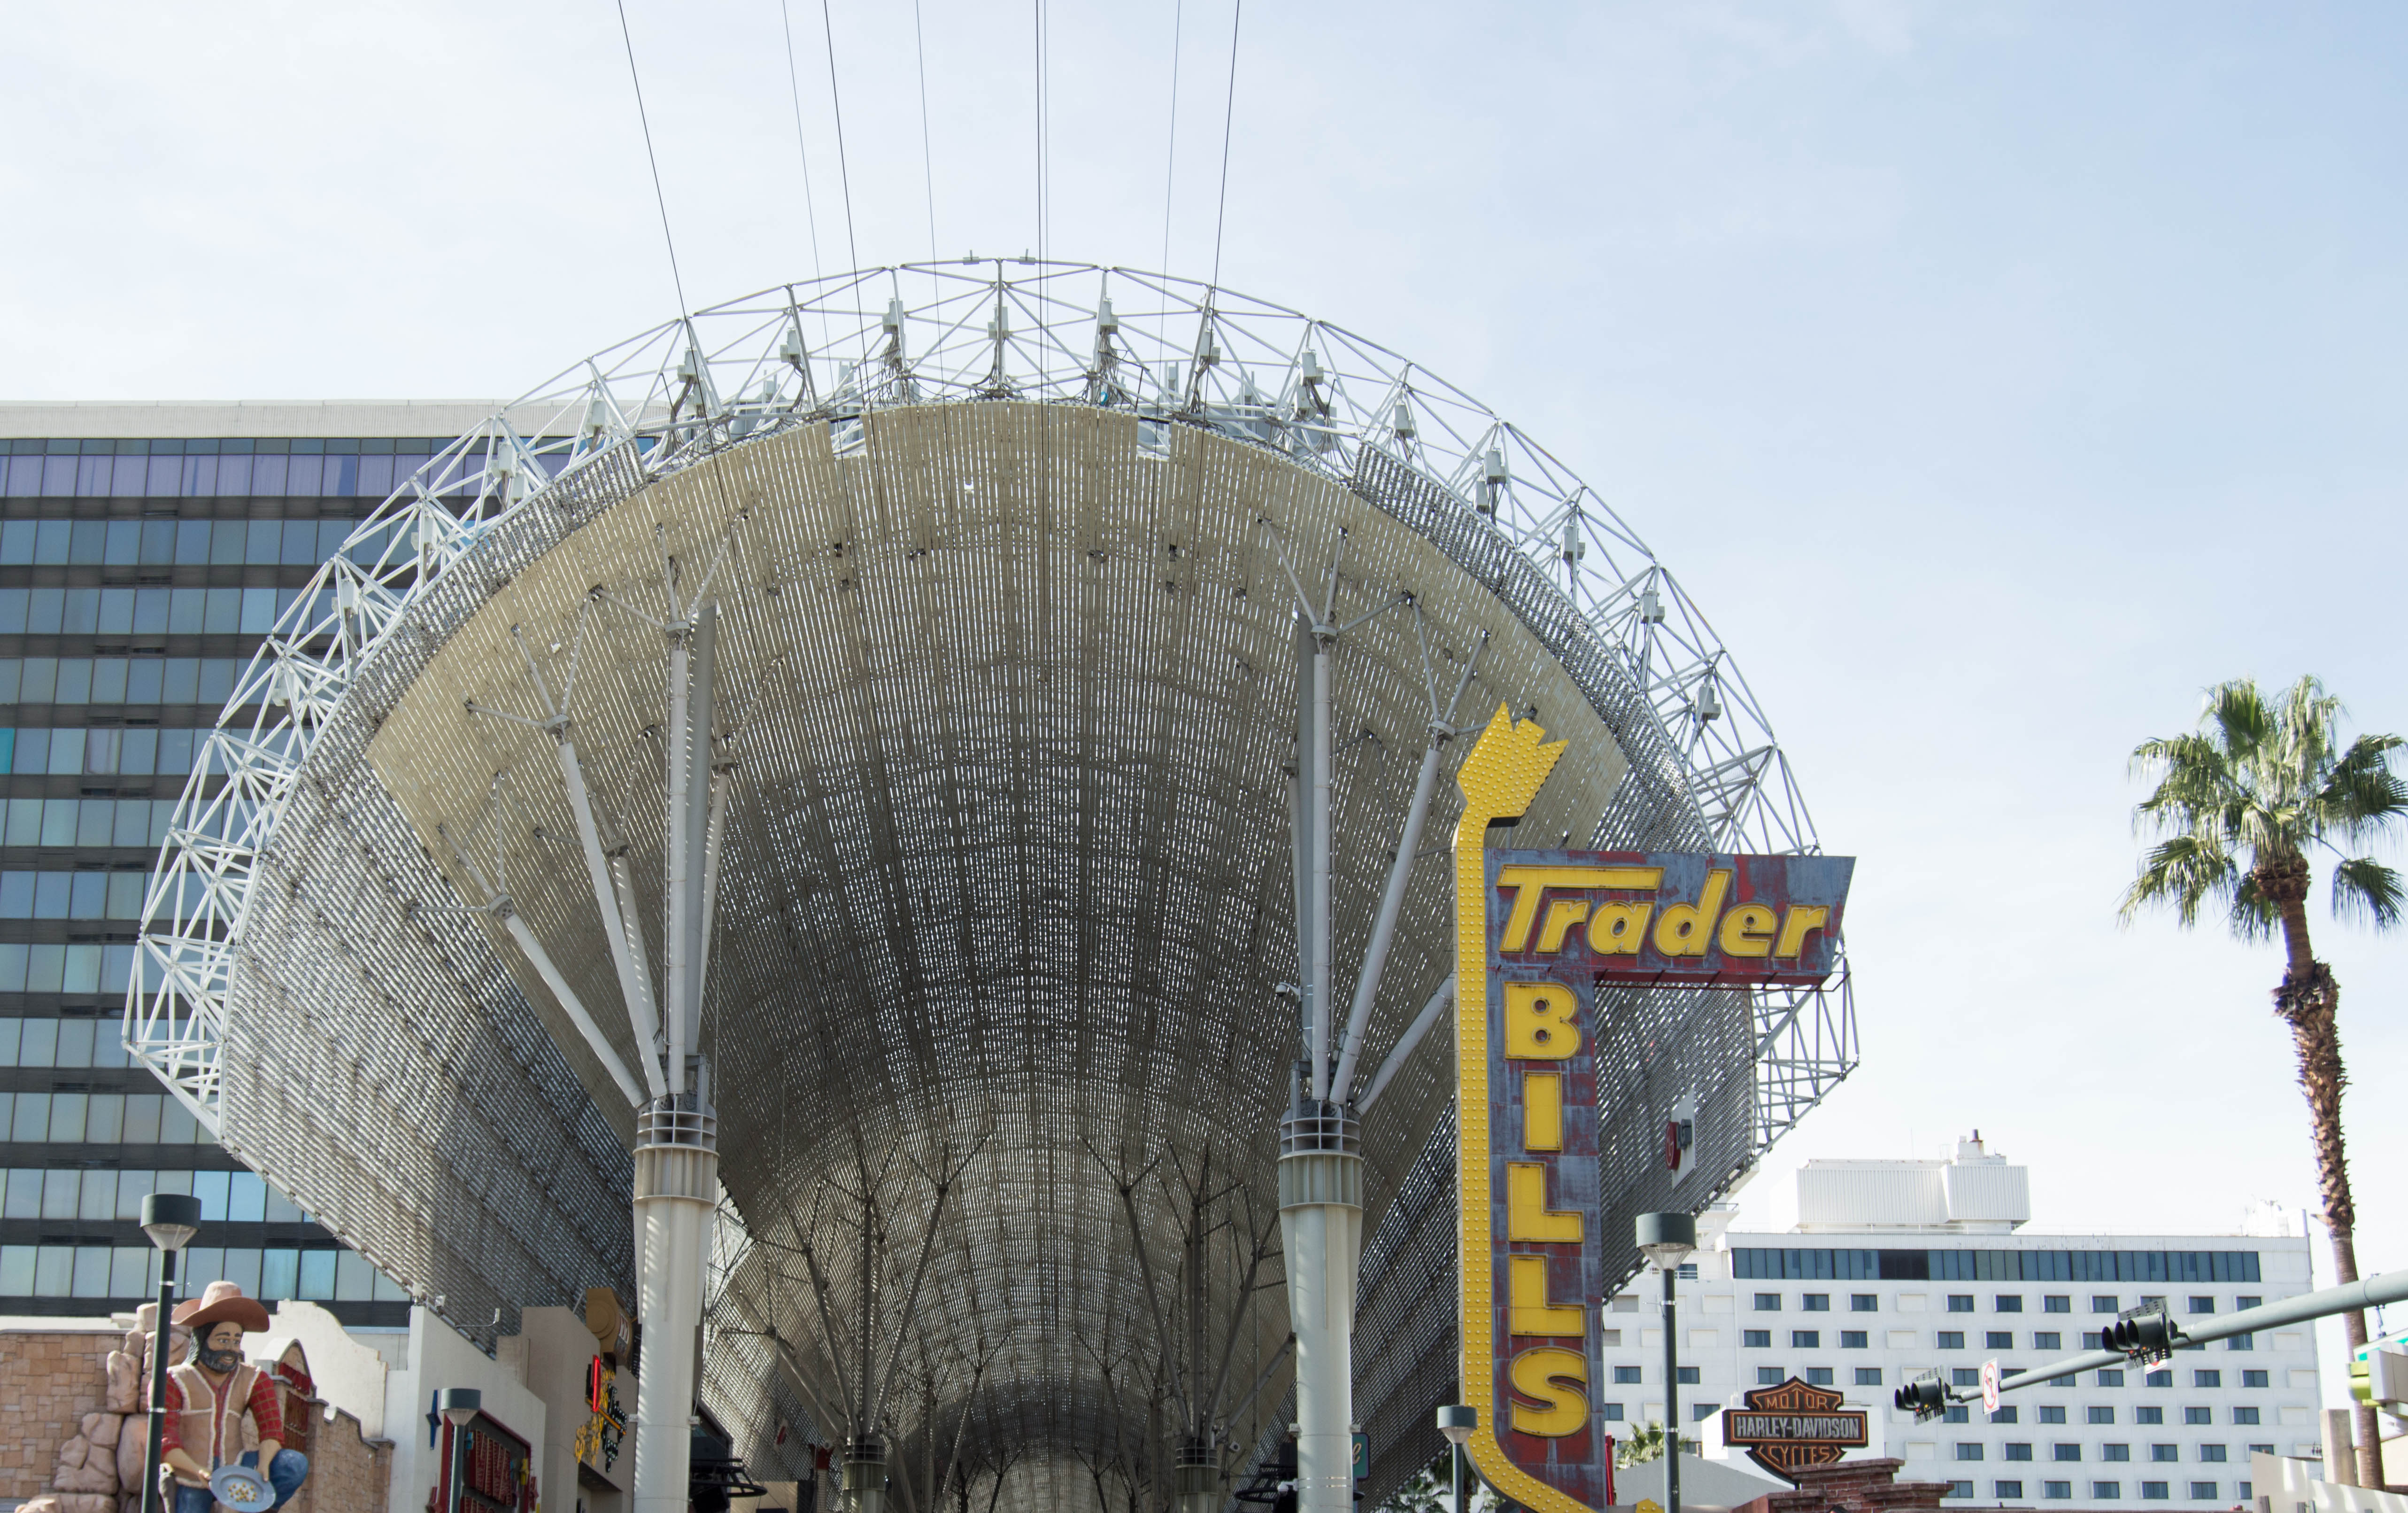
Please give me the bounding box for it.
[1719,1377,1870,1483]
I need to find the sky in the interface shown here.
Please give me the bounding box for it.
[3,0,2405,1411]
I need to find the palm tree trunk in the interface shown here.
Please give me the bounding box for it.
[2272,892,2382,1488]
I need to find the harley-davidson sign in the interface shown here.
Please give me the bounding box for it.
[1720,1378,1870,1482]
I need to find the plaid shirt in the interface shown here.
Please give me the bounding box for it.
[160,1364,285,1461]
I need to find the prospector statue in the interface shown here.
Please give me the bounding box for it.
[156,1281,311,1511]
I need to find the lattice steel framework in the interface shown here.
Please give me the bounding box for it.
[123,262,1856,1511]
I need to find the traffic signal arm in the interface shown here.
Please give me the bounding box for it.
[1987,1267,2408,1400]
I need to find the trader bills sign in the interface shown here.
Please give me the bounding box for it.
[1450,706,1853,1513]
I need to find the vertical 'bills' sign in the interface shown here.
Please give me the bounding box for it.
[1451,705,1852,1513]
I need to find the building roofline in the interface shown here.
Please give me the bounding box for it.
[0,400,509,440]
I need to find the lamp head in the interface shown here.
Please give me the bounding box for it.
[1635,1210,1698,1271]
[140,1192,202,1254]
[1436,1404,1476,1446]
[438,1387,482,1427]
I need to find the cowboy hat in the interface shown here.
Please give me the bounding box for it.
[174,1280,272,1336]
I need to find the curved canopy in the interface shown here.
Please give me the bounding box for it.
[127,264,1854,1511]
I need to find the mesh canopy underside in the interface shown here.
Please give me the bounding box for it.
[218,403,1753,1508]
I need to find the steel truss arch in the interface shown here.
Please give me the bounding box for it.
[124,261,1857,1508]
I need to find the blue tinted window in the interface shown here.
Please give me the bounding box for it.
[174,520,209,565]
[104,521,139,564]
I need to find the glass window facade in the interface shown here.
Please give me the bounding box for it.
[0,433,416,1326]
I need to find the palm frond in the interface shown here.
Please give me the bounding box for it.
[2330,856,2404,931]
[2121,834,2239,929]
[2229,868,2283,944]
[2205,679,2275,766]
[2316,733,2408,840]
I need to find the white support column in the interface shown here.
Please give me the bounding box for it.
[1278,1089,1361,1513]
[1327,730,1444,1104]
[631,600,719,1513]
[498,909,646,1108]
[556,738,668,1100]
[1308,627,1335,1101]
[630,1099,718,1513]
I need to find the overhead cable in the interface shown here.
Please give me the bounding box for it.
[776,0,828,291]
[913,0,939,270]
[1158,0,1183,290]
[1210,0,1244,288]
[612,0,689,315]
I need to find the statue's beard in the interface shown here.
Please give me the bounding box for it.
[196,1345,242,1374]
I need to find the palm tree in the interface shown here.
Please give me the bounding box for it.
[2122,675,2406,1489]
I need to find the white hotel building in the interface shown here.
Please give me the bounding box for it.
[1599,1135,2322,1507]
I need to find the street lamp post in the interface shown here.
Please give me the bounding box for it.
[438,1388,483,1513]
[1637,1213,1699,1513]
[138,1192,202,1513]
[1436,1405,1475,1513]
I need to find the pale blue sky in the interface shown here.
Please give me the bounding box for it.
[3,0,2403,1394]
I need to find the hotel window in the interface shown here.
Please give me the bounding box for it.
[2183,1408,2210,1427]
[2226,1334,2254,1351]
[1807,1368,1835,1387]
[2145,1371,2171,1388]
[2149,1446,2176,1463]
[2188,1484,2218,1501]
[2141,1482,2168,1501]
[2005,1445,2033,1462]
[2091,1482,2120,1500]
[2034,1332,2061,1351]
[1804,1294,1830,1311]
[1852,1294,1878,1312]
[2102,1445,2130,1463]
[2084,1332,2106,1350]
[1760,1368,1786,1385]
[1989,1332,2015,1350]
[2187,1297,2214,1315]
[2098,1370,2124,1387]
[1842,1331,1868,1349]
[2039,1407,2067,1425]
[1993,1408,2019,1425]
[1995,1483,2024,1500]
[1940,1332,1966,1350]
[2135,1408,2163,1426]
[1953,1369,1981,1388]
[2231,1408,2258,1426]
[1744,1330,1771,1348]
[1997,1296,2024,1313]
[1949,1296,1975,1313]
[2045,1296,2071,1314]
[1948,1482,1974,1500]
[1599,1404,1624,1421]
[1856,1368,1883,1387]
[1614,1366,1641,1384]
[2236,1296,2261,1311]
[1755,1293,1782,1311]
[1793,1331,1820,1349]
[1957,1445,1984,1462]
[1946,1407,1970,1425]
[2043,1483,2071,1500]
[1677,1367,1700,1385]
[2089,1408,2115,1425]
[2092,1296,2120,1313]
[2052,1445,2080,1462]
[2197,1447,2225,1464]
[2193,1371,2220,1389]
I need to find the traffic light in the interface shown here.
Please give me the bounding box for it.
[2101,1306,2183,1362]
[1895,1374,1950,1421]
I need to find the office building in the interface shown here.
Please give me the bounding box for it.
[1602,1134,2320,1507]
[0,401,500,1327]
